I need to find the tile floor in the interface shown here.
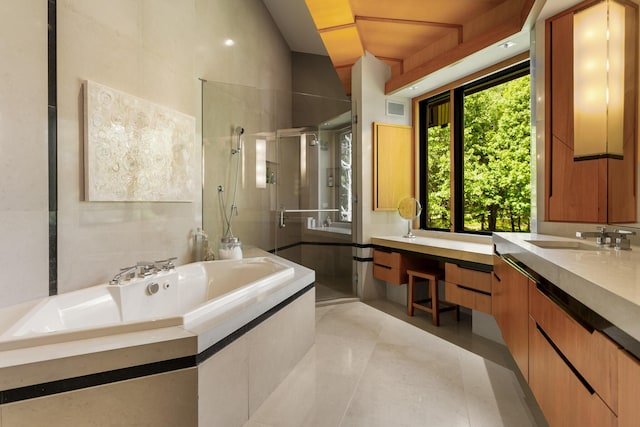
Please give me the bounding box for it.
[245,300,547,427]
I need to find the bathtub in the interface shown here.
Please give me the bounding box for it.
[0,249,315,426]
[0,255,296,351]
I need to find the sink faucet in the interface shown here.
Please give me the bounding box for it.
[611,229,636,250]
[576,227,636,250]
[575,226,611,246]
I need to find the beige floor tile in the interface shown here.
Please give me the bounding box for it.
[248,301,545,427]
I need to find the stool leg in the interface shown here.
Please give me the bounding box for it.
[431,278,440,327]
[408,274,414,316]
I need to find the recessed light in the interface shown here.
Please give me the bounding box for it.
[408,85,419,91]
[500,41,516,49]
[224,39,235,46]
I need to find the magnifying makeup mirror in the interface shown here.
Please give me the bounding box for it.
[398,197,422,239]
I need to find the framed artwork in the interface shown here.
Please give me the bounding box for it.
[83,80,195,202]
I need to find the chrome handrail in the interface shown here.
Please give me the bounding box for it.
[278,208,339,228]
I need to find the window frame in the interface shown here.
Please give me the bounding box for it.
[418,59,531,234]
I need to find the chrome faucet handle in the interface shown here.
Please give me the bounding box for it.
[613,229,636,251]
[576,226,613,246]
[154,257,177,270]
[110,265,137,285]
[136,261,157,276]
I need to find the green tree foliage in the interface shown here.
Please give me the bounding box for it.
[425,75,531,232]
[463,75,531,232]
[427,123,451,229]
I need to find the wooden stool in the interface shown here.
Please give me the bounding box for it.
[407,269,460,326]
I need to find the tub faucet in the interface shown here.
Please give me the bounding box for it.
[154,257,177,271]
[110,265,137,285]
[137,261,157,277]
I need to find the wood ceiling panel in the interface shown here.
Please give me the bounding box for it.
[305,0,354,29]
[356,20,453,59]
[319,26,364,66]
[305,0,535,95]
[350,0,505,25]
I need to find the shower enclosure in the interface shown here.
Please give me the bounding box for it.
[274,113,354,300]
[202,81,355,301]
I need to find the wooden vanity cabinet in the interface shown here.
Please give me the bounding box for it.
[372,122,414,211]
[545,3,638,223]
[529,282,619,426]
[444,263,492,314]
[529,315,616,427]
[618,349,640,426]
[372,250,430,285]
[492,255,529,381]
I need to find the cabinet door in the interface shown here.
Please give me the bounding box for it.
[372,122,414,211]
[529,317,616,427]
[530,283,618,412]
[618,349,640,427]
[492,255,529,380]
[545,5,637,223]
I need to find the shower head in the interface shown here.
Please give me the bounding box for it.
[308,133,319,146]
[232,126,244,154]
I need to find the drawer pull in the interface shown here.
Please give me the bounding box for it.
[536,323,596,395]
[492,272,501,282]
[457,284,491,296]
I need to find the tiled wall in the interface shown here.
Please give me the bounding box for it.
[0,0,292,307]
[0,2,49,307]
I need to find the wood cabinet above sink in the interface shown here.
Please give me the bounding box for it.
[545,0,638,224]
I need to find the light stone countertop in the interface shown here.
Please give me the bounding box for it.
[493,232,640,344]
[371,230,494,266]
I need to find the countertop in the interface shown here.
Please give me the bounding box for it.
[494,232,640,344]
[371,230,494,266]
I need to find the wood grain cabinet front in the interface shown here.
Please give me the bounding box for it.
[529,316,617,427]
[492,255,529,381]
[529,281,620,426]
[444,262,492,314]
[372,122,414,211]
[372,250,431,285]
[618,349,640,427]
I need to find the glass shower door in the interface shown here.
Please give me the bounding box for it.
[274,117,355,301]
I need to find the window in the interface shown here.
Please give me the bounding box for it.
[337,129,352,222]
[419,61,531,233]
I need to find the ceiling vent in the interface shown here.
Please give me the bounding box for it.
[386,100,406,117]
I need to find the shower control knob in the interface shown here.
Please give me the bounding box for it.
[146,282,159,295]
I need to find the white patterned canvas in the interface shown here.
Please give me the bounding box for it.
[84,80,195,202]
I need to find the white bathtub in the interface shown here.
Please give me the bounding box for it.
[0,256,295,351]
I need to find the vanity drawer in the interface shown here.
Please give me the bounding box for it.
[529,284,619,413]
[445,263,492,293]
[373,250,402,268]
[444,263,492,314]
[529,317,616,427]
[373,250,406,285]
[373,250,434,285]
[445,282,492,314]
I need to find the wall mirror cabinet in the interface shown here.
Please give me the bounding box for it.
[545,0,638,224]
[372,122,415,211]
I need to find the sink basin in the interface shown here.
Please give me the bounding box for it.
[525,240,600,251]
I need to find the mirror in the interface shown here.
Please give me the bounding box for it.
[398,197,422,238]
